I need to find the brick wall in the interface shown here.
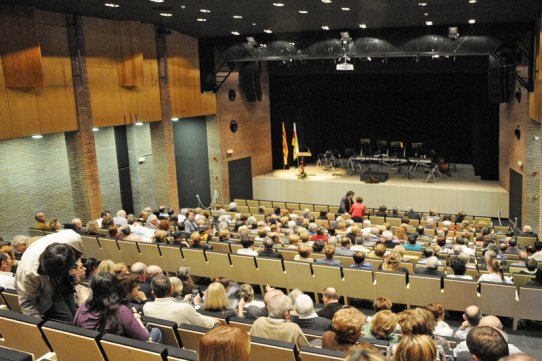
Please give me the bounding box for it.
[0,135,76,241]
[215,64,273,202]
[499,81,541,231]
[94,127,122,212]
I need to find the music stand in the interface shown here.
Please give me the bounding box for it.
[411,142,423,157]
[389,141,405,172]
[376,140,388,168]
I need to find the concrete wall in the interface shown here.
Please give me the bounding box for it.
[127,123,156,214]
[94,127,122,212]
[0,134,76,241]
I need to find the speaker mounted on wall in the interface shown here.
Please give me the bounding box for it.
[488,54,515,104]
[239,61,262,102]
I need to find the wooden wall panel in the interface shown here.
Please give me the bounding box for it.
[0,58,13,139]
[35,86,77,133]
[200,92,217,115]
[88,66,124,127]
[140,24,158,86]
[137,85,161,122]
[0,5,44,88]
[83,17,118,68]
[6,88,40,137]
[36,11,72,87]
[117,22,144,87]
[119,86,138,123]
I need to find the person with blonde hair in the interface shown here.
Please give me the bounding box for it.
[169,276,185,301]
[380,252,408,274]
[322,307,374,352]
[364,310,399,343]
[345,345,386,361]
[394,334,436,361]
[95,259,116,274]
[199,326,250,361]
[114,262,129,276]
[203,282,238,318]
[294,243,315,263]
[315,244,341,266]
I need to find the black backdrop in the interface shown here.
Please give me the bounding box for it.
[269,69,499,180]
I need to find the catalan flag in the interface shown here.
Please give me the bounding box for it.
[292,122,299,160]
[282,122,288,167]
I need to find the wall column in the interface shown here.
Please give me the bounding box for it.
[152,27,180,211]
[65,14,103,221]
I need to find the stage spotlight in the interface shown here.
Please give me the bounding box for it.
[448,26,459,40]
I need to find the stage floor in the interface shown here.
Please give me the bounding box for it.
[253,164,509,218]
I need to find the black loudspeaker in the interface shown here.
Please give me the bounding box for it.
[361,171,389,183]
[488,56,514,104]
[239,62,262,102]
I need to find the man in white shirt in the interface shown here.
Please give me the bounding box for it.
[113,210,128,227]
[237,239,259,256]
[528,242,542,261]
[0,252,15,289]
[143,275,218,328]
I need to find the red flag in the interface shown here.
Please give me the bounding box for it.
[282,122,289,166]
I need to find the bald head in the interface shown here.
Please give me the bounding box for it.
[147,265,163,279]
[464,305,481,326]
[479,315,503,330]
[323,287,339,304]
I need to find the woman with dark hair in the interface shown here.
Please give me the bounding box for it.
[74,272,149,341]
[83,258,100,283]
[117,273,147,313]
[339,191,355,214]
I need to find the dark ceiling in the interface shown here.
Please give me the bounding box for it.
[4,0,542,38]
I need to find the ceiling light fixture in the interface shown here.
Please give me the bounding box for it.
[264,29,273,33]
[231,31,240,36]
[252,23,257,26]
[322,25,330,30]
[469,0,477,3]
[135,122,144,126]
[359,24,367,29]
[340,31,351,42]
[160,12,172,17]
[341,7,350,11]
[104,3,120,7]
[31,135,43,139]
[92,128,99,132]
[298,10,308,14]
[150,0,164,2]
[272,2,285,6]
[172,117,179,122]
[322,0,332,3]
[246,36,258,46]
[468,19,476,24]
[425,20,433,26]
[418,2,427,6]
[200,9,211,13]
[289,42,295,46]
[233,15,243,19]
[196,18,207,22]
[424,12,429,16]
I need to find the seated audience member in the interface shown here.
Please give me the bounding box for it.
[74,272,152,341]
[0,252,15,288]
[370,243,387,259]
[16,230,83,323]
[237,239,258,256]
[120,225,143,243]
[455,305,481,340]
[375,205,387,217]
[95,259,116,274]
[258,237,283,259]
[310,226,329,242]
[176,266,195,297]
[249,294,310,349]
[404,234,423,251]
[425,303,453,337]
[363,310,399,344]
[33,211,50,230]
[349,196,366,222]
[335,238,355,257]
[152,230,167,243]
[414,256,443,277]
[315,245,342,266]
[447,256,473,280]
[519,225,539,241]
[83,258,100,283]
[190,232,211,250]
[238,284,265,312]
[312,239,325,253]
[405,207,421,221]
[380,252,409,274]
[294,243,315,263]
[203,282,238,318]
[478,259,513,284]
[500,355,537,361]
[394,334,437,361]
[317,287,344,320]
[217,229,232,243]
[101,215,114,230]
[117,273,147,313]
[454,315,522,357]
[115,262,129,276]
[85,220,100,236]
[199,325,250,361]
[113,210,128,227]
[212,276,241,310]
[528,241,542,261]
[130,261,152,300]
[345,344,386,361]
[169,276,186,301]
[365,296,393,324]
[526,267,542,286]
[143,275,217,328]
[322,308,374,352]
[520,258,538,275]
[456,326,510,361]
[505,238,521,255]
[350,251,372,270]
[290,294,331,332]
[12,235,30,260]
[396,308,450,361]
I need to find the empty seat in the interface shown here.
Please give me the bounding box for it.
[517,286,542,325]
[311,264,344,298]
[1,289,21,313]
[100,333,167,361]
[342,268,375,304]
[273,202,286,209]
[260,201,273,208]
[142,316,182,348]
[234,199,247,206]
[286,203,300,210]
[246,200,259,207]
[0,309,51,358]
[41,320,106,361]
[374,271,409,306]
[237,206,250,213]
[178,323,208,352]
[158,244,183,274]
[443,278,479,312]
[479,282,518,321]
[249,336,297,361]
[369,216,385,225]
[409,275,443,307]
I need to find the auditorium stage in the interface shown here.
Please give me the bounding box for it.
[253,164,509,218]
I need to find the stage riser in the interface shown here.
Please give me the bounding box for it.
[253,177,509,218]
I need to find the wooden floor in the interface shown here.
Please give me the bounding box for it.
[253,163,509,218]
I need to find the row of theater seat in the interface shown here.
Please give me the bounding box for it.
[0,308,348,361]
